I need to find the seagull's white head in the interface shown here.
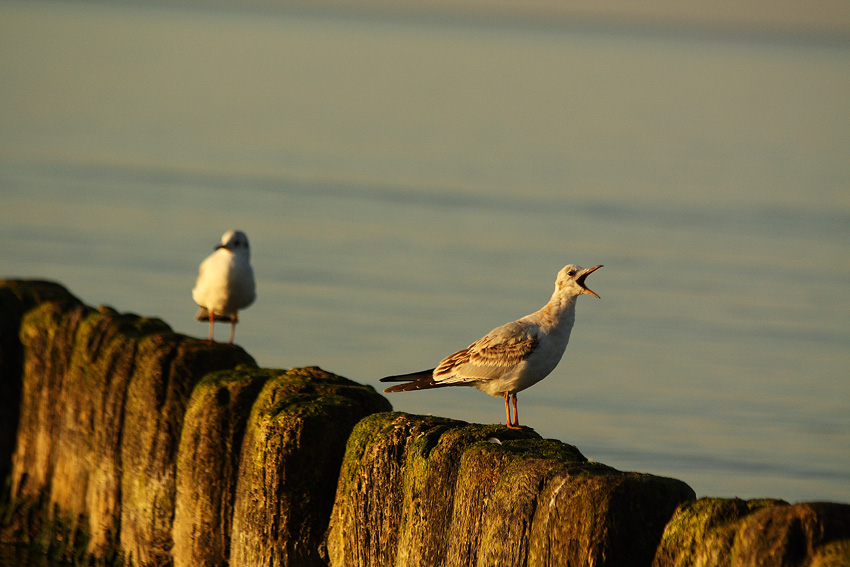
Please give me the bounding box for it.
[217,230,251,258]
[555,264,603,299]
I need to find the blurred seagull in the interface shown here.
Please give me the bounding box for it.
[192,230,256,344]
[381,264,602,429]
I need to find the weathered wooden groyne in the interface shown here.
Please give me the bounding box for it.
[0,279,848,566]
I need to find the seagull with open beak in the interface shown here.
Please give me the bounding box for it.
[381,264,602,428]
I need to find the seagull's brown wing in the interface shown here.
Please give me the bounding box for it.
[433,321,539,385]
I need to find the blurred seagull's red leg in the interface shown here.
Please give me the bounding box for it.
[511,393,520,428]
[229,314,237,344]
[208,310,215,342]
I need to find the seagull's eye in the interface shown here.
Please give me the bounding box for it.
[567,270,576,277]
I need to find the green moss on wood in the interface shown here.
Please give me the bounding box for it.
[655,497,780,566]
[328,413,695,567]
[230,367,391,567]
[0,281,258,566]
[4,280,849,567]
[119,333,256,567]
[0,284,70,489]
[653,498,850,567]
[173,367,273,567]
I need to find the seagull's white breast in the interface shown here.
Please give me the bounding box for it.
[192,250,256,316]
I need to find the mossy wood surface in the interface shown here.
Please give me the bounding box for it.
[654,497,850,567]
[2,280,849,567]
[0,280,256,564]
[172,368,271,567]
[326,412,696,567]
[229,367,392,567]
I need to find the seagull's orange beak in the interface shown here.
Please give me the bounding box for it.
[577,265,602,298]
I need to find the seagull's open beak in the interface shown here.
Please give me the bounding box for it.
[577,265,603,298]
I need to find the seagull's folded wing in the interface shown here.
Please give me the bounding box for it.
[434,321,539,385]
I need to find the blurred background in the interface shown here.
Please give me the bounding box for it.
[2,0,849,503]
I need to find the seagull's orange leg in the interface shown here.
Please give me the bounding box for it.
[504,392,521,429]
[208,310,215,342]
[228,314,238,344]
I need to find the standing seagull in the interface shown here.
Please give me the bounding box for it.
[380,264,601,429]
[192,230,256,344]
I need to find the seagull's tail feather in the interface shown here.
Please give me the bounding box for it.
[379,369,434,382]
[380,369,445,393]
[195,307,232,322]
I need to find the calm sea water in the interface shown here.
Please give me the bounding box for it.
[1,0,849,511]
